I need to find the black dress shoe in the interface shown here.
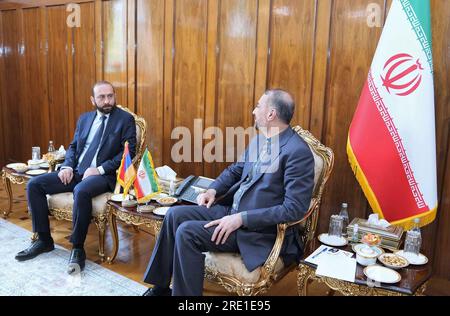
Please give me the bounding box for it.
[15,240,54,261]
[142,287,172,296]
[67,248,86,274]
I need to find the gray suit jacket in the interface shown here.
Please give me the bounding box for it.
[210,127,314,271]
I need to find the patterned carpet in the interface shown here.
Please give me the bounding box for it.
[0,218,147,296]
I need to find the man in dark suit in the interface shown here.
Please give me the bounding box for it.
[142,89,315,296]
[15,81,136,274]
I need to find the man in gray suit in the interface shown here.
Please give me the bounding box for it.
[142,89,315,296]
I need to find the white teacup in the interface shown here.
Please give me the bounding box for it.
[28,160,41,170]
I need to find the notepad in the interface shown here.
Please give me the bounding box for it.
[315,253,357,283]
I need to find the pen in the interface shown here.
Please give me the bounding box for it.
[312,247,328,259]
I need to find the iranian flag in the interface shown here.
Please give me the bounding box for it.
[134,148,161,203]
[347,0,437,230]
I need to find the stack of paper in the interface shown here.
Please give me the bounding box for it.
[305,245,357,283]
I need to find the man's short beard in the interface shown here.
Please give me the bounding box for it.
[95,102,115,114]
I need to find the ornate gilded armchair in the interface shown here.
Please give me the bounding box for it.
[204,126,334,295]
[46,105,146,260]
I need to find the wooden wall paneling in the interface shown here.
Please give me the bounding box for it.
[433,127,450,277]
[66,8,74,137]
[317,0,385,234]
[23,8,50,154]
[0,0,94,10]
[309,0,332,140]
[214,0,258,177]
[72,1,96,129]
[136,0,164,166]
[46,5,70,148]
[1,10,24,162]
[126,0,135,112]
[17,9,30,161]
[39,7,51,155]
[102,0,128,106]
[0,12,5,165]
[268,0,316,129]
[430,0,450,278]
[162,0,174,170]
[203,0,219,177]
[253,0,270,107]
[171,0,207,178]
[95,0,103,81]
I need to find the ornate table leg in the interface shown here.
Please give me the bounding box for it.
[414,282,427,296]
[297,264,315,296]
[1,171,13,219]
[107,208,119,264]
[151,220,163,240]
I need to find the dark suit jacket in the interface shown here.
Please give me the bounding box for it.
[209,127,314,271]
[61,107,137,191]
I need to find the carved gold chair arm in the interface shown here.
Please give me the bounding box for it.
[260,197,320,280]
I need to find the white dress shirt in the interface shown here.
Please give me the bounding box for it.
[62,110,110,175]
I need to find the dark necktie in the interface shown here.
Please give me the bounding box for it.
[78,115,106,174]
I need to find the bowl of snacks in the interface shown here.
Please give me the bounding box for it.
[378,253,409,269]
[156,196,178,206]
[7,163,28,173]
[361,233,382,247]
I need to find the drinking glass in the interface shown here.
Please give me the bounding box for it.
[328,215,343,237]
[32,146,41,161]
[404,231,421,255]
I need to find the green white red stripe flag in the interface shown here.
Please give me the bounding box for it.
[347,0,437,230]
[134,148,161,203]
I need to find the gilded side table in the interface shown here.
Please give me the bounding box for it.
[297,240,432,296]
[1,167,32,218]
[1,159,63,218]
[106,200,166,264]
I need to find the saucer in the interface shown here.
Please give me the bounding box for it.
[318,233,348,247]
[110,194,134,202]
[39,162,50,169]
[25,169,47,176]
[153,207,170,216]
[394,250,428,265]
[363,265,401,284]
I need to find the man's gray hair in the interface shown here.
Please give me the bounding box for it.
[265,89,295,124]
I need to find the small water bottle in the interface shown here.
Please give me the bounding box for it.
[352,224,359,243]
[339,203,349,237]
[48,140,56,153]
[404,218,422,255]
[169,180,176,196]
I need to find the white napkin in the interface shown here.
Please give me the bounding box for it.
[155,165,177,181]
[367,213,390,228]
